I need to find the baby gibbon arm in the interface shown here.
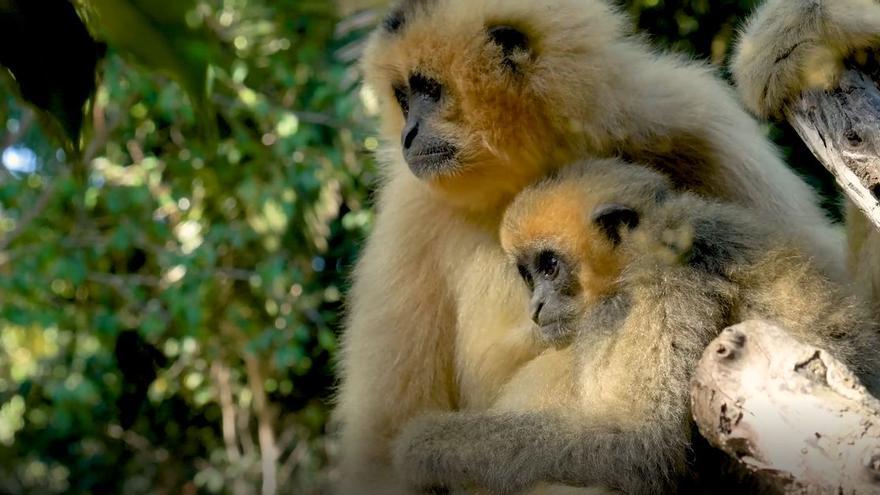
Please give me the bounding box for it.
[393,408,688,495]
[391,286,710,495]
[732,0,880,119]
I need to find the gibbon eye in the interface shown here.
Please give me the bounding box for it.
[409,74,441,102]
[487,25,529,67]
[517,263,534,290]
[393,85,409,117]
[535,250,560,280]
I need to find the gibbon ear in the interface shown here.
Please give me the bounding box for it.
[383,0,434,33]
[591,203,639,246]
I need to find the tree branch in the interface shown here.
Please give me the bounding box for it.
[244,354,278,495]
[786,69,880,231]
[691,320,880,494]
[211,361,243,464]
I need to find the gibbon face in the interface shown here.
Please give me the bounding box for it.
[500,183,630,344]
[361,0,625,207]
[500,160,670,343]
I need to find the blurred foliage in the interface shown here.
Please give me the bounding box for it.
[0,1,377,493]
[0,0,839,494]
[0,0,104,144]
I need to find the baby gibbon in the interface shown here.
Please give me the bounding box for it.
[392,159,880,495]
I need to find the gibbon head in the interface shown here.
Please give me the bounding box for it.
[500,159,670,343]
[361,0,627,208]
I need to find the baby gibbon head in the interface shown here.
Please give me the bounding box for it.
[500,159,671,344]
[361,0,627,208]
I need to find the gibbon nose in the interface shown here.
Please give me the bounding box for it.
[530,300,544,324]
[402,120,419,150]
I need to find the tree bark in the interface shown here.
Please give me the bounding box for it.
[690,320,880,494]
[786,68,880,231]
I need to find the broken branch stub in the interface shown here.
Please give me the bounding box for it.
[690,320,880,494]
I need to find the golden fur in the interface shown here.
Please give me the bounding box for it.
[731,0,880,320]
[335,1,849,493]
[500,181,625,307]
[392,159,880,494]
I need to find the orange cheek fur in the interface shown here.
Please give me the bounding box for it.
[501,186,623,307]
[360,4,598,211]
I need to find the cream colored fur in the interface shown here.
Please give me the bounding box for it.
[335,1,849,493]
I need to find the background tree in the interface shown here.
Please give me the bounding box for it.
[0,0,838,494]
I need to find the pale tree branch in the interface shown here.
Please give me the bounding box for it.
[690,67,880,493]
[244,354,278,495]
[786,69,880,231]
[238,398,256,458]
[691,320,880,494]
[211,361,243,465]
[211,360,252,495]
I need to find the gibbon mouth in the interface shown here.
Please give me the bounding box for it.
[405,145,458,178]
[538,319,571,335]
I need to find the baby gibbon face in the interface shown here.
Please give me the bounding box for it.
[500,160,670,344]
[504,201,640,344]
[361,0,625,207]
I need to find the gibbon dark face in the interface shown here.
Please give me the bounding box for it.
[361,0,625,207]
[395,73,457,178]
[516,248,580,342]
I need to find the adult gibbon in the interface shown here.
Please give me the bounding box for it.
[335,1,850,492]
[392,159,880,494]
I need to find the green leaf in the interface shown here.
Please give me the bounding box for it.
[0,0,103,146]
[80,0,215,114]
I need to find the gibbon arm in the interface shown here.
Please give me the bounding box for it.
[732,0,880,316]
[616,52,846,281]
[393,409,688,495]
[729,0,880,230]
[732,0,880,119]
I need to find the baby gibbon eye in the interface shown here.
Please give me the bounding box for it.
[487,25,529,68]
[517,263,534,291]
[393,85,409,117]
[535,250,560,280]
